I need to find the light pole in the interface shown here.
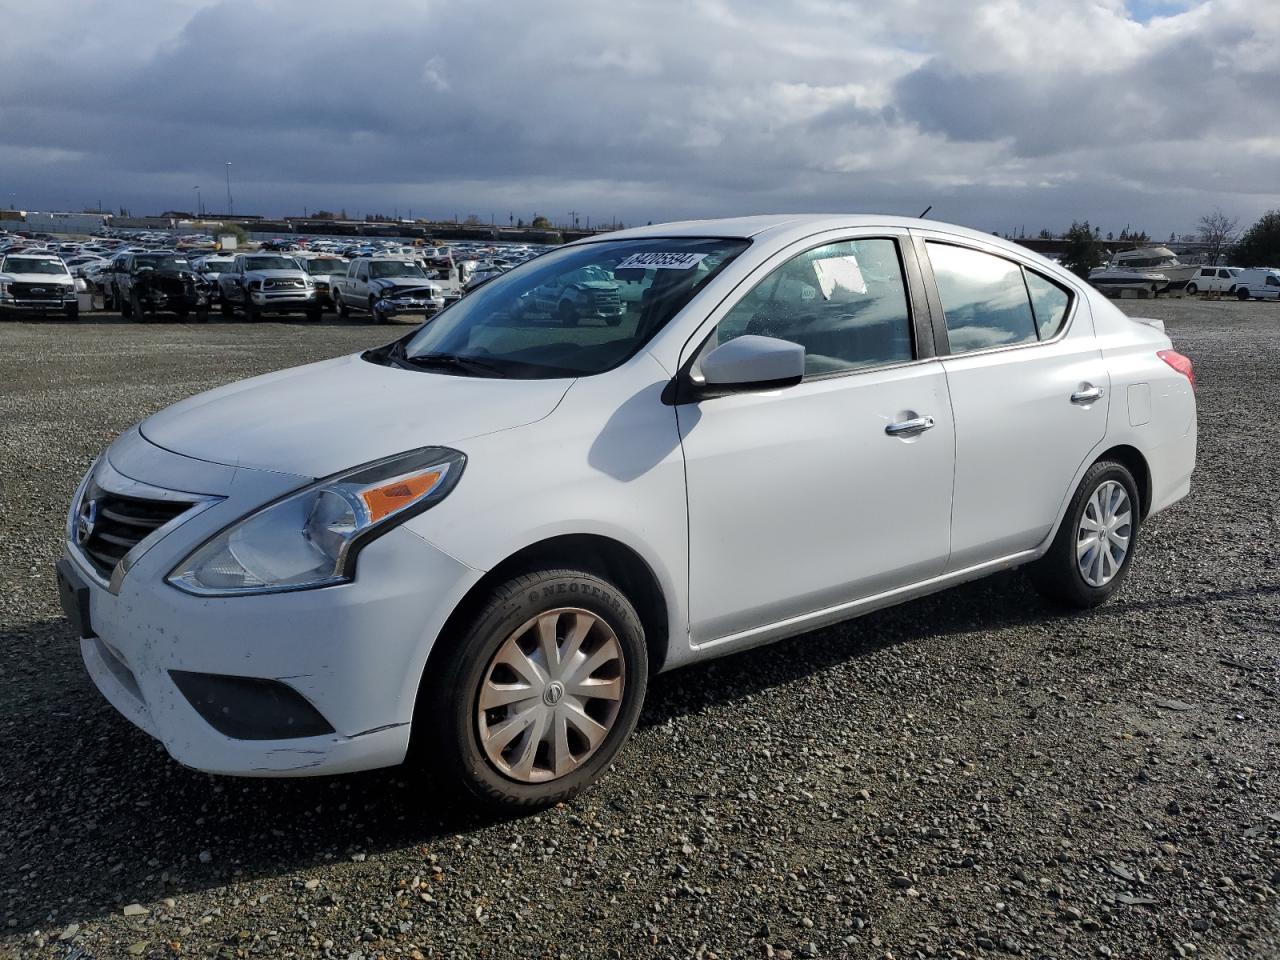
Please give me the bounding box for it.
[225,162,233,217]
[194,185,202,217]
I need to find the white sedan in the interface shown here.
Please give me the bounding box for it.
[57,215,1197,809]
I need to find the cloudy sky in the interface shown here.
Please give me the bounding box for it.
[2,0,1277,236]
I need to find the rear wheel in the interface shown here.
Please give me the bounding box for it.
[1236,287,1250,301]
[1029,459,1140,609]
[412,568,648,811]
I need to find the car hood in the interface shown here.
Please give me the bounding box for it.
[244,269,307,281]
[139,352,573,477]
[0,271,74,284]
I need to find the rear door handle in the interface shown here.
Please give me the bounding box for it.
[885,415,935,437]
[1071,385,1104,405]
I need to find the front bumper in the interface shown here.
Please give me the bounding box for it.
[1,295,77,311]
[61,428,480,777]
[375,295,446,318]
[249,289,317,311]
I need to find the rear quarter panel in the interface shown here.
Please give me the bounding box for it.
[1090,295,1197,515]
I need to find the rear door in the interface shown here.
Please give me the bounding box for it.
[678,231,955,643]
[915,234,1108,570]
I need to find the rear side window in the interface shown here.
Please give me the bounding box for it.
[927,243,1037,353]
[714,238,914,377]
[1200,268,1215,277]
[1023,269,1071,339]
[1268,275,1279,287]
[1218,269,1232,279]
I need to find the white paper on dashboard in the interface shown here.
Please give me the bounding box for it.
[812,255,867,299]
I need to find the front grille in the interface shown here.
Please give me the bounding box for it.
[590,289,622,311]
[11,282,66,300]
[79,491,192,579]
[265,278,304,289]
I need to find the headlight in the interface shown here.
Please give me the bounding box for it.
[167,446,465,596]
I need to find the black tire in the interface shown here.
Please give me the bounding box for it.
[130,291,146,321]
[243,297,258,322]
[64,302,79,321]
[306,306,322,322]
[175,306,190,320]
[412,567,649,811]
[120,289,133,318]
[1185,282,1198,296]
[1236,287,1250,301]
[1029,459,1140,609]
[556,300,579,327]
[335,292,349,318]
[195,304,210,323]
[370,296,387,324]
[220,299,233,317]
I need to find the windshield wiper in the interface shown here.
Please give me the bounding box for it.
[400,351,507,377]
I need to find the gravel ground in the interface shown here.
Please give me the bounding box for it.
[1,300,1278,960]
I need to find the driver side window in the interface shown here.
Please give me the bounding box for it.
[714,239,914,377]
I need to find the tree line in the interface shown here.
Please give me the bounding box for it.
[1055,209,1280,279]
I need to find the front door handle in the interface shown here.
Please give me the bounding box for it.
[1071,385,1104,405]
[885,415,935,437]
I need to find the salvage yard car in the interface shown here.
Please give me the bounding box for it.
[111,252,210,321]
[0,252,80,318]
[56,215,1197,810]
[333,256,444,323]
[218,253,321,321]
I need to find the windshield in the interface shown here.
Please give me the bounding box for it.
[2,257,69,275]
[396,237,749,378]
[244,256,300,271]
[305,259,346,275]
[137,256,189,270]
[370,260,426,279]
[199,261,231,273]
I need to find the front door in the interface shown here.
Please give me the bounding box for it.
[678,234,955,644]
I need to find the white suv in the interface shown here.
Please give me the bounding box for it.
[57,215,1197,810]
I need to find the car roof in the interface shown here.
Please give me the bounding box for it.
[3,251,62,259]
[586,213,1009,245]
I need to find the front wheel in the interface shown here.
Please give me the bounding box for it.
[243,297,258,322]
[306,306,322,322]
[370,296,388,324]
[335,292,349,318]
[64,302,80,321]
[1184,282,1198,296]
[413,568,649,811]
[1029,460,1140,609]
[120,289,133,318]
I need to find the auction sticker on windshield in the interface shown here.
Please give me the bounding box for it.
[615,252,708,270]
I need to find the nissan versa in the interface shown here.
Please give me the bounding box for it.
[57,216,1197,809]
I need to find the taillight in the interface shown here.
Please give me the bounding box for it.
[1158,349,1195,392]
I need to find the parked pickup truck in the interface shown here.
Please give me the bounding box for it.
[217,253,321,321]
[0,252,80,318]
[332,257,445,323]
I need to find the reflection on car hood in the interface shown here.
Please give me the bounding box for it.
[139,352,573,477]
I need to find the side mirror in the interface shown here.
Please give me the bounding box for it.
[699,335,805,392]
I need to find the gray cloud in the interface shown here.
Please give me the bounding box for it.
[1,0,1276,235]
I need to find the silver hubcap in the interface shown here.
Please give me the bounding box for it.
[1077,480,1132,587]
[477,607,625,784]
